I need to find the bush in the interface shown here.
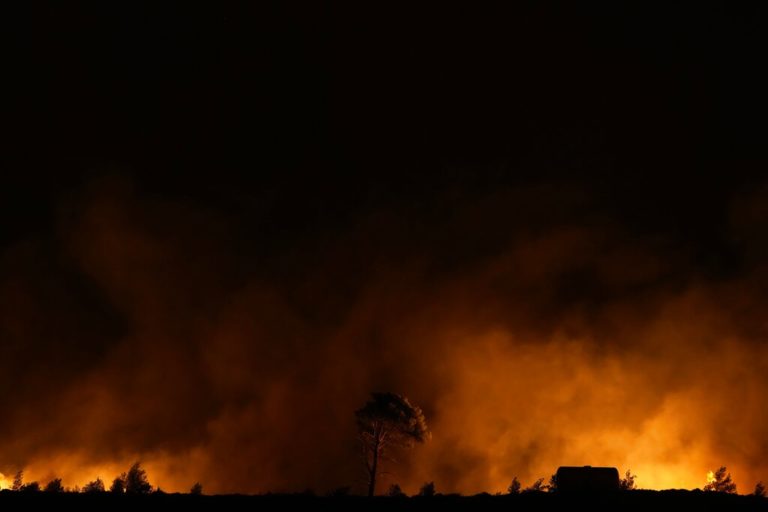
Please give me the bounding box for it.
[524,478,545,493]
[418,482,435,497]
[83,478,105,493]
[109,474,126,494]
[44,478,64,493]
[21,482,40,492]
[620,469,637,491]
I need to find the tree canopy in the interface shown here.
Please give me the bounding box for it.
[109,475,125,494]
[507,477,521,494]
[355,392,429,497]
[44,478,64,493]
[704,466,736,494]
[83,478,106,493]
[125,462,152,494]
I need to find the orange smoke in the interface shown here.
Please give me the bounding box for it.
[0,177,766,494]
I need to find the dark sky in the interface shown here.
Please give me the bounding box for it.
[3,2,768,494]
[7,3,768,253]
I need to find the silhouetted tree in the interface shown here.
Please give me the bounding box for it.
[355,392,429,497]
[110,474,126,494]
[418,481,435,497]
[125,462,151,494]
[507,477,521,494]
[44,478,64,493]
[11,471,23,491]
[524,478,545,493]
[190,482,203,495]
[620,469,637,490]
[83,478,105,493]
[704,466,736,493]
[754,481,766,498]
[387,484,405,497]
[21,481,40,492]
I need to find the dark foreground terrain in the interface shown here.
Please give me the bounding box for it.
[0,490,766,511]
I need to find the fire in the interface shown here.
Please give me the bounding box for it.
[0,473,11,490]
[2,183,768,494]
[707,470,716,484]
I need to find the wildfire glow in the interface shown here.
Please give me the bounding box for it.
[2,184,768,495]
[707,470,716,484]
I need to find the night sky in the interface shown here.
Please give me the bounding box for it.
[3,3,768,494]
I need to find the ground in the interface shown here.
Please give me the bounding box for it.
[0,490,765,511]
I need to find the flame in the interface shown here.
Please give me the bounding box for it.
[707,470,716,484]
[0,473,11,490]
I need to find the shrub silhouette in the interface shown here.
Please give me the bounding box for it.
[620,469,637,490]
[125,462,151,494]
[418,481,435,497]
[21,481,40,492]
[507,477,521,494]
[83,478,105,493]
[704,466,736,494]
[754,481,766,498]
[327,486,351,497]
[547,474,558,493]
[387,484,406,497]
[190,482,203,495]
[524,478,545,492]
[44,478,64,493]
[355,392,429,497]
[110,474,126,494]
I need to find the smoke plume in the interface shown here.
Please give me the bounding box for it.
[0,175,766,494]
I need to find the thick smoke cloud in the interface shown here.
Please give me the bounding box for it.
[0,175,766,494]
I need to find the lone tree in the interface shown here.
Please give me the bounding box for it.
[355,392,429,497]
[190,482,203,495]
[755,481,766,498]
[704,466,736,493]
[507,477,521,494]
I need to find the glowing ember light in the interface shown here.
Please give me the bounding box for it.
[707,470,716,484]
[0,473,11,490]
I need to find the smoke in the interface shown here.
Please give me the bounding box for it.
[0,175,766,494]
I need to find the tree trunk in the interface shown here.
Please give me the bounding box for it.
[367,433,380,497]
